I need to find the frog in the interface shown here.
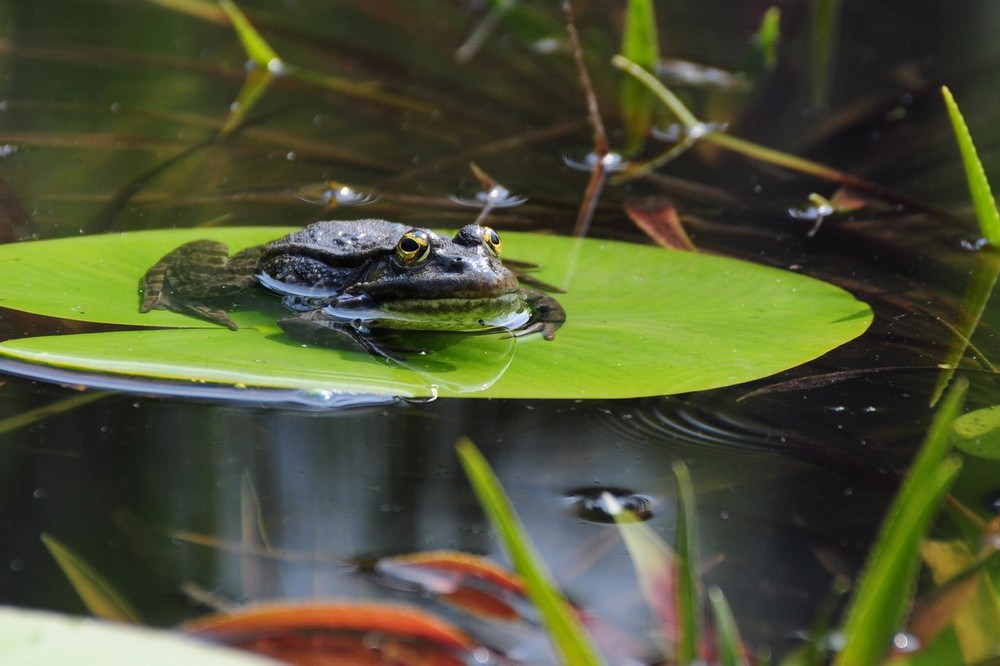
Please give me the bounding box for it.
[139,219,565,360]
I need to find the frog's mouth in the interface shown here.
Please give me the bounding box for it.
[321,293,532,333]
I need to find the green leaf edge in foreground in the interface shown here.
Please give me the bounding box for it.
[456,438,605,666]
[834,377,967,666]
[0,606,278,666]
[0,228,872,399]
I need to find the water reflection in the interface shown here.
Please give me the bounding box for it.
[0,382,903,654]
[5,0,1000,660]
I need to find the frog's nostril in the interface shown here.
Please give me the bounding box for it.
[447,256,465,272]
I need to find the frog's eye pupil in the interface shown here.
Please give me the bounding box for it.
[396,231,431,265]
[482,227,502,256]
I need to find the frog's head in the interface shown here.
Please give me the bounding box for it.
[357,224,519,300]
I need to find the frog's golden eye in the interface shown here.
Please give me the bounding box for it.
[396,230,431,265]
[482,227,502,256]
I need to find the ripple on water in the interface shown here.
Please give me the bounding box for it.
[587,397,789,457]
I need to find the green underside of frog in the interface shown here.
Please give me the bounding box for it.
[139,219,566,360]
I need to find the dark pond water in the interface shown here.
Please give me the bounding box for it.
[3,0,1000,662]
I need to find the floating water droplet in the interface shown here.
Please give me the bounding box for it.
[565,487,656,523]
[451,184,527,209]
[892,632,920,653]
[297,181,378,207]
[985,490,1000,515]
[266,57,285,75]
[655,59,749,91]
[960,236,989,251]
[789,193,836,237]
[0,143,22,160]
[562,150,627,173]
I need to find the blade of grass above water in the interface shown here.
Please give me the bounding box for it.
[455,438,605,666]
[931,87,1000,404]
[941,86,1000,245]
[709,587,749,666]
[607,461,708,662]
[619,0,660,154]
[810,0,841,112]
[673,461,703,664]
[834,378,967,666]
[607,495,676,656]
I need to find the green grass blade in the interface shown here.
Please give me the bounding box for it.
[810,0,840,112]
[219,66,274,136]
[40,533,142,623]
[673,460,703,664]
[834,378,968,666]
[741,6,781,81]
[709,586,748,666]
[219,0,280,67]
[612,54,698,128]
[607,493,676,655]
[456,439,605,665]
[0,391,108,436]
[942,86,1000,245]
[619,0,660,154]
[755,7,780,71]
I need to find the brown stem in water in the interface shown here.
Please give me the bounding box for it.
[562,0,611,237]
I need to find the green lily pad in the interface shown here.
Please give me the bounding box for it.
[952,404,1000,460]
[0,228,871,399]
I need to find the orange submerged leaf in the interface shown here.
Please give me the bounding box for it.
[374,550,526,621]
[185,602,480,666]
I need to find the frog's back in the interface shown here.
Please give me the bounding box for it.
[264,219,408,264]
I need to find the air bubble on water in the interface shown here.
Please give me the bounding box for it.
[562,150,626,173]
[266,58,286,75]
[451,184,527,209]
[0,144,23,160]
[893,632,920,653]
[566,487,656,523]
[297,182,378,207]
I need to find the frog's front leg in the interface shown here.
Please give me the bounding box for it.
[515,289,566,341]
[140,240,262,329]
[277,309,418,361]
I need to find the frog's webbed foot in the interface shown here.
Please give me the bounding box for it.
[512,289,566,341]
[140,240,259,330]
[278,310,427,362]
